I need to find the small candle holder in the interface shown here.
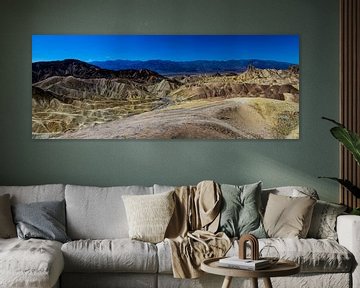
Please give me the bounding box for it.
[259,245,280,264]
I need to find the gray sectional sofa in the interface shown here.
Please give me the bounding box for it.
[0,184,359,288]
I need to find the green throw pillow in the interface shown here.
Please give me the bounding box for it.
[218,182,266,238]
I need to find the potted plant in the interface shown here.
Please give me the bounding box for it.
[320,117,360,215]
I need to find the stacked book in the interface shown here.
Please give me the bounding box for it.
[218,257,271,270]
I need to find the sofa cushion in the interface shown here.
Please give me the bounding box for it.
[0,184,65,204]
[0,238,64,288]
[158,237,353,274]
[12,200,70,243]
[218,182,266,238]
[261,186,319,213]
[261,238,354,273]
[122,191,175,243]
[307,200,347,240]
[65,185,153,239]
[263,193,316,238]
[61,239,158,273]
[156,240,173,274]
[235,238,353,273]
[0,194,16,238]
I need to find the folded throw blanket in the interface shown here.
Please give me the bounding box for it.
[165,180,231,278]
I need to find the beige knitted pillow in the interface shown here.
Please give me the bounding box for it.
[263,193,316,238]
[122,191,175,243]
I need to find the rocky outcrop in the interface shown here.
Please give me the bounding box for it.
[237,65,299,84]
[171,82,299,102]
[32,75,179,102]
[169,66,299,103]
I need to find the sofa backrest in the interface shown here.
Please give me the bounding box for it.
[153,184,176,194]
[154,183,320,210]
[65,184,154,240]
[154,183,320,211]
[0,184,65,204]
[0,184,320,240]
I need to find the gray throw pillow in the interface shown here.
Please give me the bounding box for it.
[12,200,70,243]
[307,200,347,240]
[218,182,266,238]
[0,194,16,238]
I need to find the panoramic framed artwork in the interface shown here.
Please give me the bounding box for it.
[32,35,299,139]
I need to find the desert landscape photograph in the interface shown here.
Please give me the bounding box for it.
[32,35,299,139]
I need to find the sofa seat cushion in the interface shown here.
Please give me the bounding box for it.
[157,238,354,274]
[260,238,353,273]
[0,238,64,288]
[232,238,353,273]
[61,239,158,273]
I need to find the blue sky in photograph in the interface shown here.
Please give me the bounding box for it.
[32,35,299,64]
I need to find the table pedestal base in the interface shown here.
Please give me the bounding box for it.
[221,276,232,288]
[221,276,273,288]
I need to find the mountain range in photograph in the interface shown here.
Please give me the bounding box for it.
[32,58,299,139]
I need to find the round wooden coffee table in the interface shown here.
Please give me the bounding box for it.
[201,257,300,288]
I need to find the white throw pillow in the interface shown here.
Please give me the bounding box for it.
[122,191,175,243]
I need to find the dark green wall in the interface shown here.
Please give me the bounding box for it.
[0,0,340,202]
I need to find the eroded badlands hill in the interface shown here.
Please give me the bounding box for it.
[56,98,299,139]
[32,59,299,139]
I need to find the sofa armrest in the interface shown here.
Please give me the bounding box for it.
[337,215,360,288]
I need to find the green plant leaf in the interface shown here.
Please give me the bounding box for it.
[318,177,360,198]
[330,127,360,165]
[322,116,344,127]
[351,208,360,215]
[322,117,360,165]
